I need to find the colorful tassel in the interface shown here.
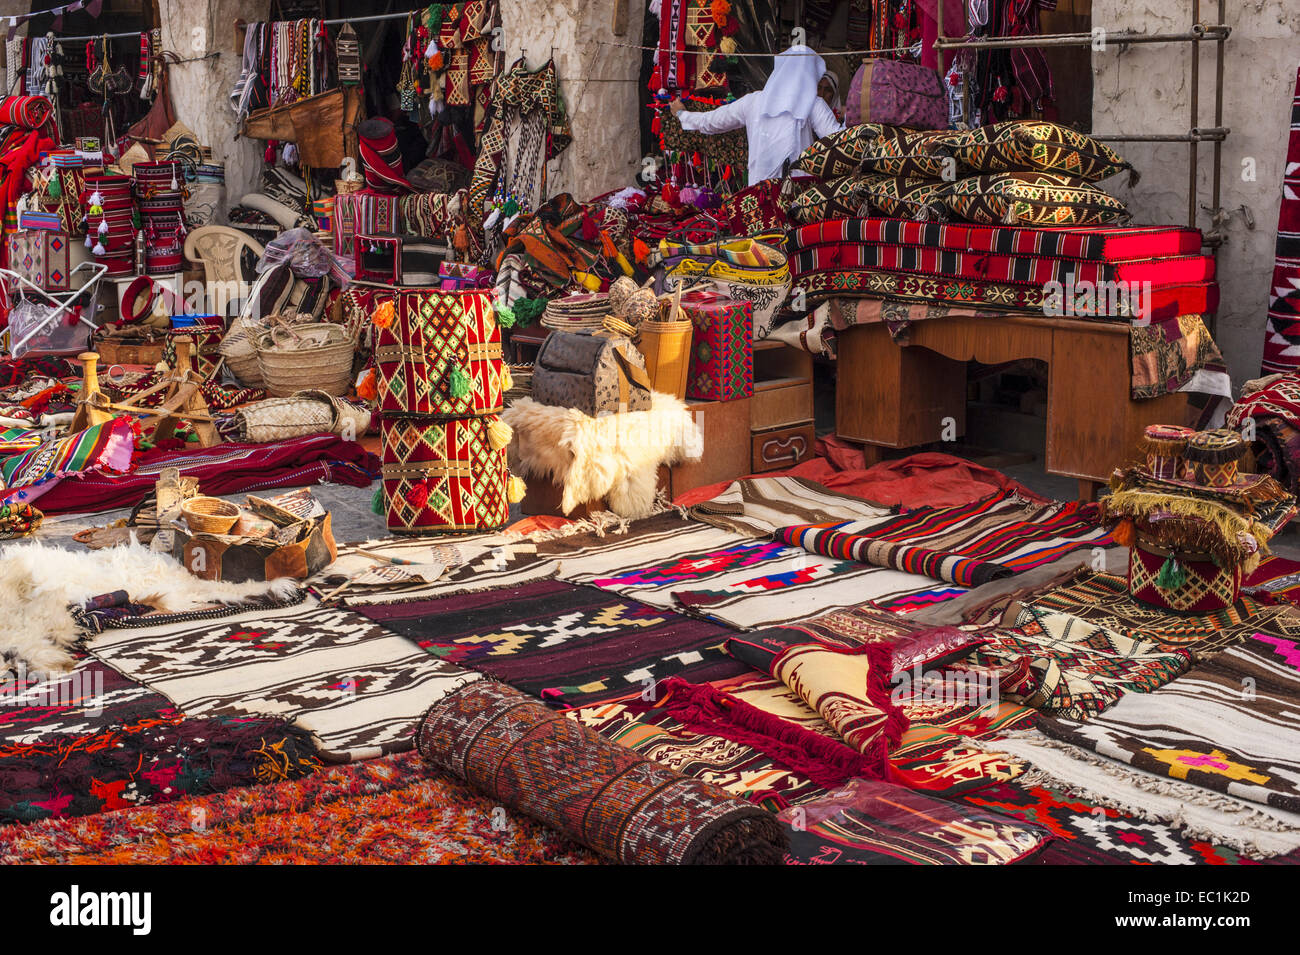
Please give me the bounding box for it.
[371,484,386,515]
[1155,553,1187,590]
[486,417,513,450]
[448,364,471,398]
[372,300,396,329]
[47,177,61,198]
[405,480,430,510]
[92,239,106,255]
[499,365,514,394]
[507,475,527,504]
[494,301,518,329]
[357,367,377,402]
[719,36,736,55]
[453,223,470,254]
[1111,518,1136,549]
[633,237,650,265]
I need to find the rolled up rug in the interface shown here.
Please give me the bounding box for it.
[416,680,789,865]
[357,117,412,194]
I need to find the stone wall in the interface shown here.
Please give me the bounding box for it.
[1091,0,1300,389]
[500,0,643,202]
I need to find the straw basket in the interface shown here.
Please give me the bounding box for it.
[219,326,265,388]
[255,322,355,398]
[182,496,241,535]
[638,317,694,399]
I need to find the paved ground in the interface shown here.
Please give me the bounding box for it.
[18,454,1300,560]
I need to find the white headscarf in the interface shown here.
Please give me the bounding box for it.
[757,45,827,122]
[746,44,829,182]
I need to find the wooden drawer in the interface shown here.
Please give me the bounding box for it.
[751,377,814,430]
[751,422,815,472]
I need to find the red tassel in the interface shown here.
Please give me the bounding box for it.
[264,141,276,164]
[405,480,430,510]
[453,223,470,254]
[580,214,599,242]
[651,114,662,136]
[722,164,733,181]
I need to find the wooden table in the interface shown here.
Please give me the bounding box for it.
[835,314,1188,500]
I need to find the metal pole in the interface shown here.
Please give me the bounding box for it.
[1211,0,1225,219]
[1188,0,1200,228]
[934,27,1229,51]
[1094,129,1228,142]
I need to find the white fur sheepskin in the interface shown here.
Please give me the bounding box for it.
[0,539,299,678]
[503,391,703,519]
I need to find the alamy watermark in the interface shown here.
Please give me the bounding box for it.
[0,663,104,716]
[1041,279,1151,322]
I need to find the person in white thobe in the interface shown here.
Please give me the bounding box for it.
[669,45,845,184]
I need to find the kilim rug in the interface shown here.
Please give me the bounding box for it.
[417,680,789,864]
[780,778,1050,865]
[991,733,1300,858]
[688,475,891,538]
[87,599,482,762]
[963,608,1194,719]
[0,655,174,743]
[552,513,953,630]
[962,781,1300,865]
[773,493,1109,587]
[1035,632,1300,814]
[0,751,598,865]
[0,713,319,825]
[1260,66,1300,374]
[356,578,750,707]
[1016,569,1300,660]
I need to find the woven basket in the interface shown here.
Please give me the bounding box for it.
[219,321,266,388]
[255,322,355,398]
[182,496,241,534]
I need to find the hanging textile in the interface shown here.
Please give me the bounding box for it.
[1261,67,1300,376]
[468,58,572,237]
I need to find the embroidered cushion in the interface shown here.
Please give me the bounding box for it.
[793,123,890,180]
[859,127,957,179]
[936,173,1131,226]
[858,176,947,220]
[941,121,1133,182]
[788,175,876,225]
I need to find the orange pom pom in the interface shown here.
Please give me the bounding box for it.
[1111,518,1136,549]
[633,237,650,265]
[710,0,730,26]
[372,300,396,330]
[428,51,445,71]
[357,367,378,402]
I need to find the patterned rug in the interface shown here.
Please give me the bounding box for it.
[87,599,482,762]
[1036,632,1300,814]
[965,607,1194,719]
[1260,66,1300,375]
[774,493,1109,587]
[1015,569,1300,660]
[962,781,1300,865]
[552,513,954,630]
[689,476,890,538]
[418,680,788,864]
[0,750,597,865]
[0,655,174,743]
[356,578,749,707]
[992,733,1300,858]
[0,713,319,825]
[781,778,1050,865]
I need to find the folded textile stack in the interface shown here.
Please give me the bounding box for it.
[1101,429,1298,611]
[789,216,1217,321]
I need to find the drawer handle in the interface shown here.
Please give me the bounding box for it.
[762,434,808,465]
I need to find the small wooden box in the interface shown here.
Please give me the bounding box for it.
[667,396,753,495]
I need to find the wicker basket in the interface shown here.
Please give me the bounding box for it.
[182,496,241,535]
[255,322,355,398]
[219,327,265,388]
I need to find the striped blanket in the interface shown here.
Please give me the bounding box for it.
[774,493,1110,587]
[1037,632,1300,814]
